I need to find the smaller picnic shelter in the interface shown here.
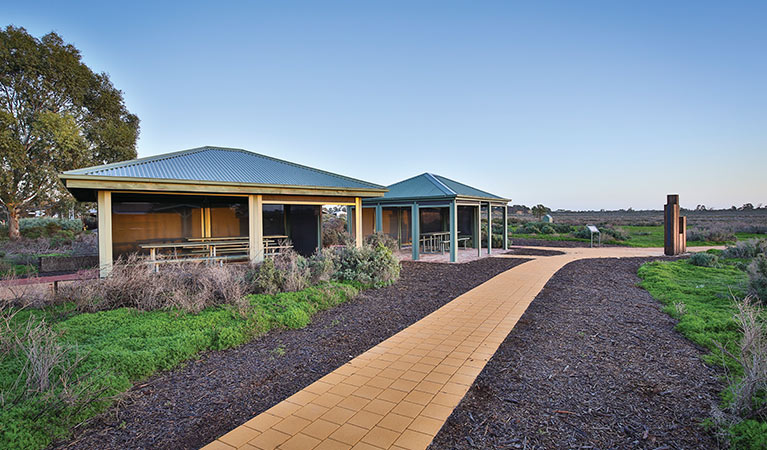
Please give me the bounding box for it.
[351,173,510,262]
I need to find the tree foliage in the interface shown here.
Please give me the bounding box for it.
[531,204,551,220]
[0,26,139,239]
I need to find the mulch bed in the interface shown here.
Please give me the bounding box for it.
[510,237,617,248]
[430,257,723,449]
[54,257,528,450]
[504,247,566,257]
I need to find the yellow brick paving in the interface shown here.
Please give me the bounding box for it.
[202,245,709,450]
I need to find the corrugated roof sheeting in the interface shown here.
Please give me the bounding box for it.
[63,147,383,190]
[369,173,504,202]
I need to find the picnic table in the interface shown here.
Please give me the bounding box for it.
[420,231,450,253]
[420,232,472,254]
[139,235,293,270]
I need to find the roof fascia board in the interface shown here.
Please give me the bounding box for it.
[62,176,386,198]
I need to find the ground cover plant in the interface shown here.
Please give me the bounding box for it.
[0,240,399,450]
[639,240,767,448]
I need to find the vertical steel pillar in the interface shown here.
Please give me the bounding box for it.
[486,203,492,254]
[449,200,457,263]
[375,204,383,233]
[476,203,481,257]
[503,203,509,250]
[411,203,420,261]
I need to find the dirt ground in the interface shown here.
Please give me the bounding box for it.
[54,257,528,450]
[430,257,722,449]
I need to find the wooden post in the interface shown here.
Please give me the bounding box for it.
[679,216,687,253]
[355,197,363,248]
[249,194,264,263]
[449,200,457,263]
[664,194,681,256]
[375,204,383,233]
[503,204,509,250]
[411,203,420,261]
[97,190,113,277]
[486,203,492,255]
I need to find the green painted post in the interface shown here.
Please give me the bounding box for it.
[317,206,322,251]
[411,203,419,261]
[449,201,457,262]
[476,203,481,257]
[503,203,509,250]
[346,206,353,234]
[375,204,383,233]
[486,203,492,255]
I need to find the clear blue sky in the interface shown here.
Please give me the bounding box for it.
[6,1,766,210]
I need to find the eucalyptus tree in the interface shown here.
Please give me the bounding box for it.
[0,26,139,239]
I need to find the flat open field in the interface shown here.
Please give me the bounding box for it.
[507,209,767,247]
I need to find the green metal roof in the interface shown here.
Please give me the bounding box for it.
[363,173,508,204]
[62,146,385,190]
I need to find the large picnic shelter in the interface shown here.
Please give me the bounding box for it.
[60,146,386,276]
[351,173,510,263]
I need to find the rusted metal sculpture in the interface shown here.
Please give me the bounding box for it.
[664,194,687,255]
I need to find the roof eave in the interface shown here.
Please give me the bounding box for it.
[59,174,387,197]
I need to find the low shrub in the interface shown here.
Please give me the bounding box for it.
[748,255,767,301]
[365,232,398,252]
[689,228,737,243]
[60,256,247,313]
[709,297,767,446]
[18,218,83,233]
[321,215,349,247]
[723,239,767,259]
[48,230,76,248]
[331,242,400,287]
[516,223,540,234]
[689,252,720,268]
[550,223,574,234]
[572,227,592,240]
[541,225,555,234]
[601,226,629,241]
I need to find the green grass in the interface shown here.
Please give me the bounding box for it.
[510,225,757,248]
[0,282,358,450]
[638,258,748,368]
[0,263,38,278]
[638,257,767,448]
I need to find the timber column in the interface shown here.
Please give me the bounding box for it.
[664,194,687,255]
[97,190,113,277]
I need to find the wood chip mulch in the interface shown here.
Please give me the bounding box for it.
[54,257,528,450]
[510,237,618,248]
[430,257,723,449]
[504,248,566,257]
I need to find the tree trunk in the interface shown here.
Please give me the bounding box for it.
[8,206,21,240]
